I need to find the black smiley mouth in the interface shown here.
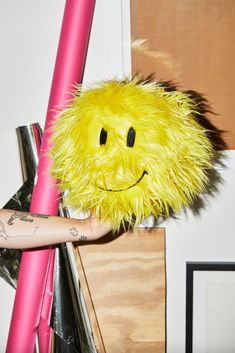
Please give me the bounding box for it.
[98,170,148,192]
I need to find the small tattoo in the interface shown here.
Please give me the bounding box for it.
[0,220,38,240]
[70,227,87,241]
[7,212,49,226]
[0,221,8,240]
[31,213,49,219]
[8,212,33,225]
[78,235,87,241]
[70,227,78,237]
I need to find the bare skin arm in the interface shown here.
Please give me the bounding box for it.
[0,209,112,249]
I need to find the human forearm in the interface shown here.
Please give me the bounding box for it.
[0,209,111,249]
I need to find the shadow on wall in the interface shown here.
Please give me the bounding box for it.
[185,87,227,217]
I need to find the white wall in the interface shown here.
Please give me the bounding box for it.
[0,1,131,351]
[165,151,235,353]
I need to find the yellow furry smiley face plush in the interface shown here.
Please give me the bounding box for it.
[50,78,213,230]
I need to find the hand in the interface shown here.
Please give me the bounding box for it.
[81,215,112,241]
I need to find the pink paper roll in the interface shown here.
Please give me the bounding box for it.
[6,1,95,352]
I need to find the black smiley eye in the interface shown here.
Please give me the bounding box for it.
[127,127,136,147]
[99,128,108,145]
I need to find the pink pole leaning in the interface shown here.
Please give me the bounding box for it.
[6,1,95,353]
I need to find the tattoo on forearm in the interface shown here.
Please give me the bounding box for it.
[70,227,87,241]
[7,212,49,226]
[7,212,33,225]
[31,213,49,219]
[0,221,38,240]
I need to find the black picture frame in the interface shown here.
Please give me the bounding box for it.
[186,262,235,353]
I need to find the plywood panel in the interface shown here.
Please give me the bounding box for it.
[131,0,235,149]
[75,228,165,353]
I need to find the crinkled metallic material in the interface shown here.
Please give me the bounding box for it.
[0,122,42,288]
[0,123,97,352]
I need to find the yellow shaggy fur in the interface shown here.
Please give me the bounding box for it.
[50,78,213,230]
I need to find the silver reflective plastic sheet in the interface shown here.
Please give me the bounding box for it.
[52,206,97,353]
[0,123,97,353]
[1,123,42,287]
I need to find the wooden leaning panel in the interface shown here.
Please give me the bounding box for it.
[73,227,166,353]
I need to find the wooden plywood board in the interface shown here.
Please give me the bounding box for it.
[75,228,165,353]
[131,0,235,149]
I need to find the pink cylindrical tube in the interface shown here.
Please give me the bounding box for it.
[38,249,56,353]
[6,1,95,353]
